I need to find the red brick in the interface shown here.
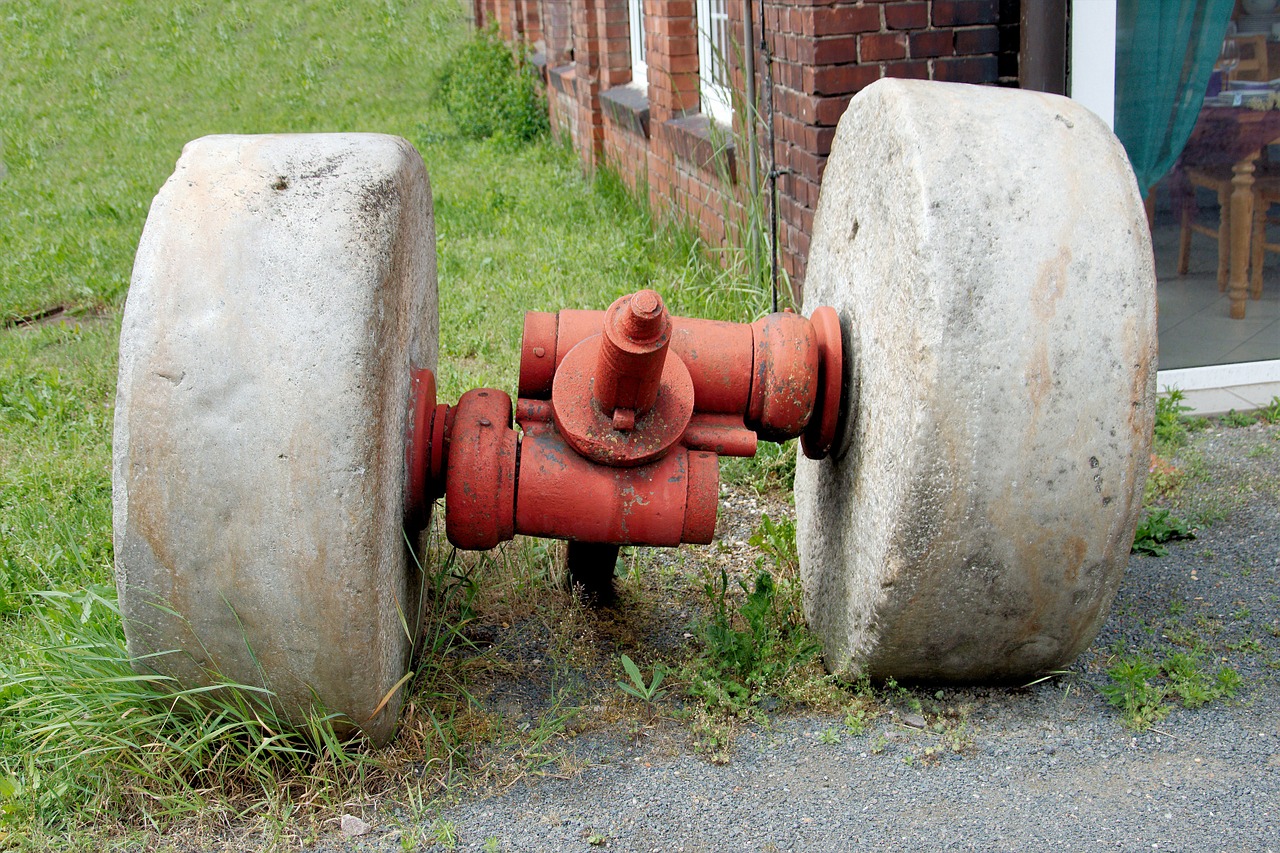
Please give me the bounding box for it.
[954,25,999,55]
[788,147,826,182]
[804,62,880,95]
[812,36,861,65]
[775,60,804,90]
[667,53,700,73]
[655,0,694,16]
[793,91,852,126]
[653,16,696,37]
[860,32,907,61]
[931,0,998,27]
[932,54,998,83]
[884,59,929,80]
[885,2,928,30]
[909,30,953,58]
[798,5,881,36]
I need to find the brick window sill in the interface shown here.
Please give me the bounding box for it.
[547,63,575,96]
[664,114,737,184]
[601,83,650,139]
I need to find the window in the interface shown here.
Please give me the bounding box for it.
[696,0,732,123]
[629,0,647,87]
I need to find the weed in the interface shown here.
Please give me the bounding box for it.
[843,705,871,737]
[616,654,667,704]
[1101,649,1241,729]
[1144,454,1186,502]
[1132,508,1195,556]
[1231,605,1252,621]
[1219,409,1257,428]
[433,818,459,849]
[817,727,841,745]
[748,513,799,576]
[1100,654,1169,728]
[1246,443,1274,458]
[1226,637,1263,654]
[1258,395,1280,423]
[686,568,820,715]
[1153,388,1207,450]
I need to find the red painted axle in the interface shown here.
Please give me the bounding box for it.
[407,289,843,553]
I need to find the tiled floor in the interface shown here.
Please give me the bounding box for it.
[1151,209,1280,414]
[1152,216,1280,370]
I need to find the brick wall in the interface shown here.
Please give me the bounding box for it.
[491,0,1015,296]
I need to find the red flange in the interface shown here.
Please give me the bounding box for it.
[800,305,844,460]
[445,389,517,550]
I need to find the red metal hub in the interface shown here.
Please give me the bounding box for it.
[405,288,844,564]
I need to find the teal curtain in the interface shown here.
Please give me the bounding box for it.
[1114,0,1235,193]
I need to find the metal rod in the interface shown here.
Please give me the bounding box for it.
[743,0,760,293]
[761,0,779,313]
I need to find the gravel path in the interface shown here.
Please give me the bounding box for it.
[313,422,1280,853]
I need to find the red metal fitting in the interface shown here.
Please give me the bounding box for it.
[593,289,673,421]
[409,288,844,562]
[516,432,719,546]
[444,389,517,550]
[746,312,820,442]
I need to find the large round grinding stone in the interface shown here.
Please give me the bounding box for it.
[795,80,1156,682]
[113,134,438,744]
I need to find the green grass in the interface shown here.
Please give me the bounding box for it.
[1,1,774,845]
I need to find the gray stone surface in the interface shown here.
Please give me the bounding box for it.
[795,79,1157,681]
[113,133,437,744]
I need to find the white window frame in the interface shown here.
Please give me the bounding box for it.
[628,0,648,88]
[696,0,732,124]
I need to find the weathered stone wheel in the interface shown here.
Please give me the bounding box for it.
[795,80,1157,682]
[113,134,438,745]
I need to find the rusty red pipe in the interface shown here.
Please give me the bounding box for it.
[409,288,843,553]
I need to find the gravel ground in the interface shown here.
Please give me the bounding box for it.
[311,422,1280,853]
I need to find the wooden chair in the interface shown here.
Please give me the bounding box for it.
[1230,34,1270,83]
[1250,180,1280,298]
[1177,167,1280,293]
[1178,166,1233,290]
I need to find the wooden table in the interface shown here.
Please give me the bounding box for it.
[1180,104,1280,319]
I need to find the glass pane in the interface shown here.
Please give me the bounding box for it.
[1117,3,1280,371]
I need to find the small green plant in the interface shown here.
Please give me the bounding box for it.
[433,818,459,849]
[1132,508,1195,556]
[748,513,798,576]
[686,568,820,714]
[1226,637,1263,654]
[1220,409,1256,428]
[1153,387,1194,448]
[437,26,549,145]
[817,727,841,745]
[844,705,870,736]
[1101,649,1241,729]
[1258,395,1280,424]
[616,654,667,704]
[1100,654,1169,728]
